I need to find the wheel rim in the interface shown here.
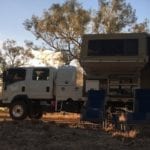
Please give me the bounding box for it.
[12,105,24,118]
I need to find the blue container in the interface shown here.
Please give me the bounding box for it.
[135,89,150,100]
[81,107,103,123]
[127,112,146,124]
[135,89,150,96]
[134,99,150,113]
[133,112,146,120]
[136,97,150,102]
[139,101,150,113]
[134,89,150,113]
[86,90,105,109]
[145,113,150,121]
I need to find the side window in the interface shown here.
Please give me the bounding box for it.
[32,68,49,80]
[7,68,26,84]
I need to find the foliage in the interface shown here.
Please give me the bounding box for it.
[24,0,149,62]
[130,19,150,33]
[0,39,33,71]
[24,0,90,62]
[93,0,137,33]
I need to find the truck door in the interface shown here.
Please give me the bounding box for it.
[29,68,53,99]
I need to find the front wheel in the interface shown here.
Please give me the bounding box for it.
[9,101,28,120]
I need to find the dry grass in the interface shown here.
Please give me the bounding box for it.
[44,112,80,120]
[0,111,150,150]
[43,112,80,124]
[112,130,138,139]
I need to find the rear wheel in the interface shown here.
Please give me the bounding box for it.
[9,101,28,120]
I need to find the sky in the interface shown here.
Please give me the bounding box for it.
[0,0,150,47]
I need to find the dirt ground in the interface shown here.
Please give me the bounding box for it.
[0,111,150,150]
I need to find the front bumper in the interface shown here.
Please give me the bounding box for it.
[0,100,9,107]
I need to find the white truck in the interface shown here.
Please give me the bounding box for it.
[0,66,85,120]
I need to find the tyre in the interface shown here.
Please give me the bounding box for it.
[9,100,28,120]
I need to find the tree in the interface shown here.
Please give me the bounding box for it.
[93,0,137,33]
[0,39,33,71]
[24,0,149,63]
[24,0,90,62]
[131,19,150,33]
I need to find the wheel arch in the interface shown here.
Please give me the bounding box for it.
[12,95,30,105]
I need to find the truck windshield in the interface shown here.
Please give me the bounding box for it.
[3,68,26,86]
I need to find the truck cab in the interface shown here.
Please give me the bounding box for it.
[2,67,56,102]
[1,67,56,120]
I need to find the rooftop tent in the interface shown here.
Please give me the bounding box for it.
[81,33,149,76]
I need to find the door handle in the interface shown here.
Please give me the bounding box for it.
[46,87,50,92]
[22,86,25,92]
